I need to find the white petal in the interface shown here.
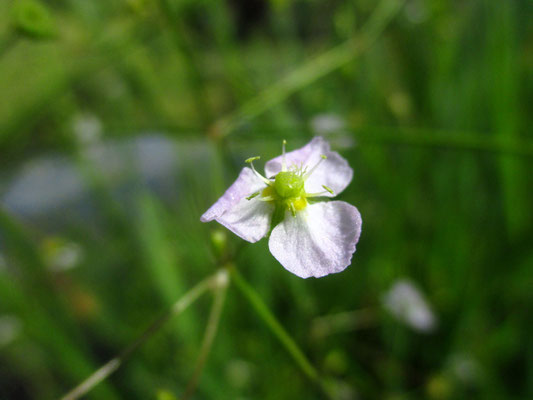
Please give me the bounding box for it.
[264,137,353,197]
[201,167,272,243]
[201,167,266,222]
[382,280,437,333]
[216,196,273,243]
[268,201,362,278]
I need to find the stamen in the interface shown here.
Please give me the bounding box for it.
[245,156,273,186]
[322,185,334,195]
[245,156,260,163]
[304,155,327,180]
[306,185,335,198]
[246,192,260,201]
[259,196,275,202]
[289,202,296,217]
[282,139,287,172]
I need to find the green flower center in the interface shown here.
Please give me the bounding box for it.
[274,171,305,199]
[245,141,333,218]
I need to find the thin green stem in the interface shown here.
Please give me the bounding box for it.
[230,267,333,396]
[157,0,211,124]
[212,0,405,138]
[60,272,219,400]
[354,126,533,158]
[99,121,533,158]
[182,269,229,400]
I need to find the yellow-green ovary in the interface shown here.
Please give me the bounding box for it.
[261,171,308,213]
[273,171,305,198]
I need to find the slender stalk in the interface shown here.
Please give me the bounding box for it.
[60,273,219,400]
[0,32,16,57]
[212,0,405,138]
[354,126,533,158]
[229,268,331,395]
[182,269,229,400]
[156,0,211,124]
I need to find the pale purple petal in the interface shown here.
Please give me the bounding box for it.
[201,167,272,243]
[201,167,266,222]
[264,137,353,197]
[382,280,437,333]
[268,201,362,278]
[216,196,273,242]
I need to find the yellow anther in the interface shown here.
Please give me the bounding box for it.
[293,197,307,211]
[322,185,334,195]
[245,156,261,163]
[261,186,275,198]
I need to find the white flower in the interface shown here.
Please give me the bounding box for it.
[447,353,481,385]
[382,279,437,333]
[0,254,6,272]
[71,113,103,146]
[42,237,83,272]
[201,137,362,279]
[310,113,355,149]
[0,315,22,347]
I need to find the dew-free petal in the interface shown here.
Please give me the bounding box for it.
[268,201,362,278]
[264,137,353,196]
[216,196,273,243]
[201,167,266,222]
[382,279,437,333]
[201,167,272,243]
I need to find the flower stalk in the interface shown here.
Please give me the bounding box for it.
[182,269,229,400]
[60,271,220,400]
[229,267,336,398]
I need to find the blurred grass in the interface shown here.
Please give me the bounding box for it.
[1,0,532,399]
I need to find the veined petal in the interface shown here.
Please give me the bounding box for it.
[216,196,273,243]
[268,201,362,278]
[201,167,272,243]
[264,137,353,196]
[201,167,266,222]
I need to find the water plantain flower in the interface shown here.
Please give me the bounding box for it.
[201,137,362,278]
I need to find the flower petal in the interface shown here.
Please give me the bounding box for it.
[201,167,265,222]
[383,280,437,333]
[264,137,353,197]
[216,196,273,243]
[201,167,272,243]
[268,201,362,278]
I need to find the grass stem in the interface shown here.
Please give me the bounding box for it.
[182,269,229,400]
[211,0,405,139]
[229,267,336,398]
[60,271,219,400]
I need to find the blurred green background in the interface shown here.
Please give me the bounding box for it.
[1,0,532,399]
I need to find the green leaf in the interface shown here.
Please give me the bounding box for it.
[12,0,57,39]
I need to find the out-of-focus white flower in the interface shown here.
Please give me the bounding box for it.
[201,137,362,279]
[447,353,481,385]
[405,0,428,24]
[310,114,355,149]
[0,315,22,347]
[42,237,83,272]
[0,254,6,272]
[324,378,357,400]
[311,114,345,135]
[72,113,103,146]
[387,91,413,120]
[383,279,437,333]
[225,359,253,389]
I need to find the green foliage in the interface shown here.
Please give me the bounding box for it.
[11,0,56,39]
